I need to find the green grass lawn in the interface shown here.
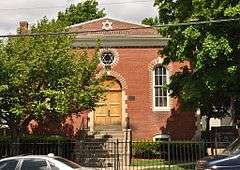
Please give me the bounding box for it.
[130,159,195,170]
[130,159,166,166]
[143,167,184,170]
[143,165,194,170]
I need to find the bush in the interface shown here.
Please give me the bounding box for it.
[0,136,12,142]
[132,141,207,162]
[16,134,68,143]
[0,135,74,159]
[132,141,168,159]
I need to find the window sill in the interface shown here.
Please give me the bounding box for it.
[153,107,171,112]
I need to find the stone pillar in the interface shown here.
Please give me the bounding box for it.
[123,117,130,129]
[123,129,132,166]
[193,108,202,141]
[88,111,94,134]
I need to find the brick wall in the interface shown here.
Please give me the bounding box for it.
[72,47,196,140]
[112,48,196,140]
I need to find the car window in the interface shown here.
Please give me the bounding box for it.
[49,162,60,170]
[0,159,18,170]
[21,159,48,170]
[224,138,240,155]
[54,157,81,168]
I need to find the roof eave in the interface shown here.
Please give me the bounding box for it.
[72,36,169,48]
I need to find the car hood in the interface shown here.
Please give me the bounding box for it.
[201,155,229,163]
[200,154,240,167]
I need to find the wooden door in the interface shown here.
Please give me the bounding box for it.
[94,78,122,129]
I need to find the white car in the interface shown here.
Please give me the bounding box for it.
[0,154,95,170]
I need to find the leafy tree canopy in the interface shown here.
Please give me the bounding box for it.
[142,17,160,26]
[152,0,240,121]
[57,0,105,26]
[0,18,105,138]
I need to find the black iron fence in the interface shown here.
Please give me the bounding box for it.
[0,140,232,170]
[129,141,231,170]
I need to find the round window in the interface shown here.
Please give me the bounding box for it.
[101,51,115,65]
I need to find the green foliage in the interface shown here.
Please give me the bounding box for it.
[153,0,240,121]
[0,18,105,138]
[142,17,160,26]
[132,141,206,161]
[0,135,68,142]
[41,135,66,141]
[225,5,240,17]
[57,0,105,26]
[133,141,165,159]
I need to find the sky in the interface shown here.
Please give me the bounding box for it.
[0,0,158,34]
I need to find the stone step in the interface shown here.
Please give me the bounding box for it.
[94,125,122,131]
[94,130,124,140]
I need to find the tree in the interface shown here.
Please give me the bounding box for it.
[0,18,105,139]
[57,0,105,26]
[142,17,159,26]
[152,0,240,129]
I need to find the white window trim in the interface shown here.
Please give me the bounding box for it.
[152,66,171,112]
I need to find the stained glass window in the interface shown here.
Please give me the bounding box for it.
[101,51,115,65]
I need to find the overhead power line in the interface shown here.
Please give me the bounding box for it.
[0,17,239,38]
[158,18,240,27]
[0,1,152,11]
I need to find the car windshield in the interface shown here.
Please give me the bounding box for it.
[223,138,240,155]
[54,157,81,169]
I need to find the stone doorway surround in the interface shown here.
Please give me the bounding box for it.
[88,72,128,133]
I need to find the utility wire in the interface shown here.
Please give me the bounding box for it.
[159,18,240,26]
[0,17,239,38]
[0,1,152,11]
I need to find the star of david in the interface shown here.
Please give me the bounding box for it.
[102,20,113,30]
[101,51,115,65]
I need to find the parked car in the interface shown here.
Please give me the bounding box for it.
[0,154,95,170]
[196,138,240,170]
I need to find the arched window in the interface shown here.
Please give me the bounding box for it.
[153,66,169,111]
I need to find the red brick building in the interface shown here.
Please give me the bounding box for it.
[63,17,197,140]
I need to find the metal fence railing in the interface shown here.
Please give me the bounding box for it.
[0,140,232,170]
[129,141,231,170]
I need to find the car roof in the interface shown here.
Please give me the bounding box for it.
[0,155,60,161]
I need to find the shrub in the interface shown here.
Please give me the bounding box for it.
[132,141,206,162]
[132,141,167,159]
[0,135,73,159]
